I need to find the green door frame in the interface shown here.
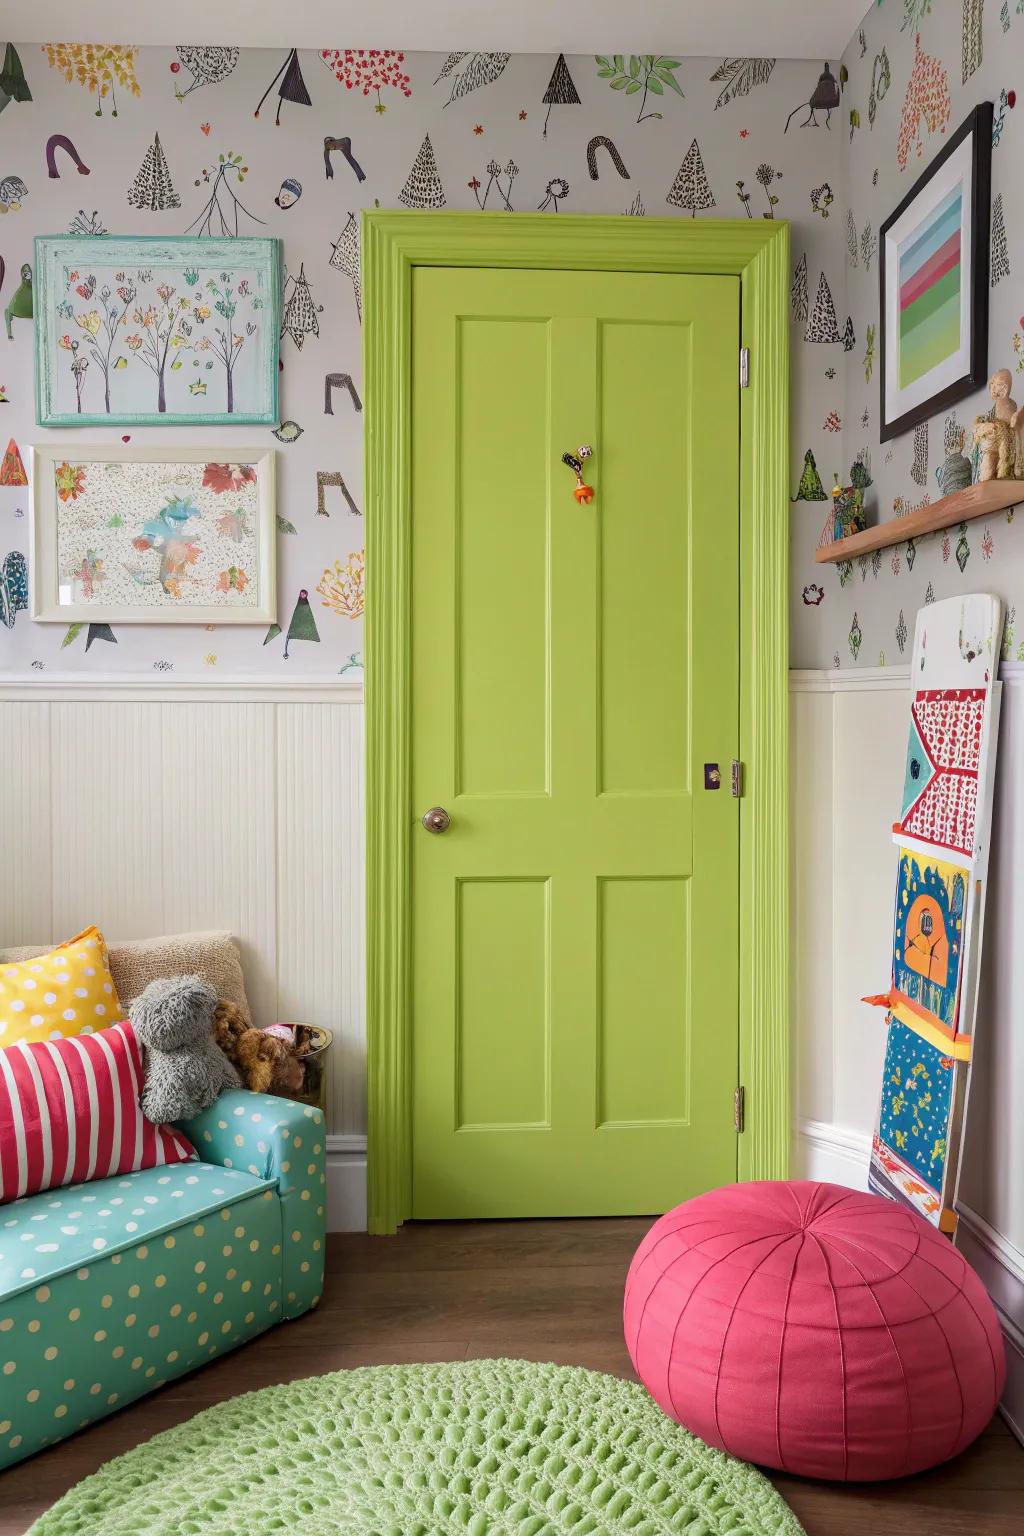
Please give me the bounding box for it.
[363,210,790,1235]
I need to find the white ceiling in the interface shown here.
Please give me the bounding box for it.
[2,1,867,61]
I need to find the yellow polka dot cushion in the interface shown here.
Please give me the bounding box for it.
[0,927,122,1049]
[0,1091,326,1469]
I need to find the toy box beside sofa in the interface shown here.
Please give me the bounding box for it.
[0,931,326,1471]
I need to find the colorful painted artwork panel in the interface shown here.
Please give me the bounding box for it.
[870,1132,946,1226]
[898,688,984,856]
[890,848,966,1036]
[875,1017,954,1203]
[31,446,277,625]
[897,185,962,390]
[54,459,260,609]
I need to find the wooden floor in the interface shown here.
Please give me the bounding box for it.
[1,1219,1021,1534]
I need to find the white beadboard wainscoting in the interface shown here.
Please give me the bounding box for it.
[0,675,368,1233]
[2,665,1022,1433]
[791,662,1024,1439]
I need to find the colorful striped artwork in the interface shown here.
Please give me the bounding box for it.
[898,184,963,389]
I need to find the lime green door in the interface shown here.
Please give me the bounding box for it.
[410,266,740,1217]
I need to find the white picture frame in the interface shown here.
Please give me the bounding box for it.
[30,444,277,625]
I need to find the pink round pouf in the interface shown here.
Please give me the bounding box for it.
[624,1181,1006,1481]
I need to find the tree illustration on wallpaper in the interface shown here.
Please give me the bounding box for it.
[186,150,264,238]
[666,140,715,215]
[991,193,1010,285]
[316,551,365,620]
[173,46,239,101]
[868,48,891,127]
[708,57,775,110]
[436,52,511,107]
[0,43,32,113]
[793,449,827,501]
[399,134,446,208]
[595,55,683,123]
[43,43,140,117]
[319,50,412,114]
[791,252,809,323]
[542,54,581,137]
[860,220,877,271]
[329,213,362,321]
[897,33,951,171]
[127,134,181,212]
[0,551,27,630]
[62,620,116,652]
[842,315,856,352]
[254,48,312,125]
[265,590,321,658]
[912,422,929,486]
[902,0,935,28]
[281,265,323,350]
[963,0,985,82]
[804,271,841,342]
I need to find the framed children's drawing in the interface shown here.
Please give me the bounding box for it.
[879,103,992,441]
[34,236,282,426]
[29,445,277,624]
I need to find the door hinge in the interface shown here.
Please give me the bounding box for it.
[730,759,744,798]
[734,1086,745,1134]
[739,347,750,388]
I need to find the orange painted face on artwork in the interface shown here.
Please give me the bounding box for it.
[904,894,948,985]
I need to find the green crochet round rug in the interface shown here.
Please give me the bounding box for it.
[29,1359,805,1535]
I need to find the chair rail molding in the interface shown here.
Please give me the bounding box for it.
[0,673,363,703]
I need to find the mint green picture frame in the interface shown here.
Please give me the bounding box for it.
[34,235,282,427]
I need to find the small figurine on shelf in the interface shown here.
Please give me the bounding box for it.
[831,473,866,540]
[1011,404,1024,478]
[940,421,973,495]
[973,415,1016,482]
[989,368,1018,425]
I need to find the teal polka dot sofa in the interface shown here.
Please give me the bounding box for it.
[0,1090,326,1468]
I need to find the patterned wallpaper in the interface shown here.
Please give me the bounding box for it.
[0,43,847,675]
[795,0,1024,671]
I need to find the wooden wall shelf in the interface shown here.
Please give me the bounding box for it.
[815,480,1024,564]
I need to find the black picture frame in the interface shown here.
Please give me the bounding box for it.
[879,101,993,442]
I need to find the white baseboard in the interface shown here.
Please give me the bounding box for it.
[793,1118,871,1189]
[956,1203,1024,1447]
[326,1135,367,1232]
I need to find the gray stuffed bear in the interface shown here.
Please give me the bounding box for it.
[130,974,240,1125]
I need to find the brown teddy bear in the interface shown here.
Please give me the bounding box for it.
[213,1000,305,1096]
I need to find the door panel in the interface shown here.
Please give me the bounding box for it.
[597,876,690,1127]
[598,319,692,795]
[411,266,740,1217]
[456,878,550,1129]
[456,317,550,798]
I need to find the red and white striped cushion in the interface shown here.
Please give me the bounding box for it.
[0,1020,194,1204]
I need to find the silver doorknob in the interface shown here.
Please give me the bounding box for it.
[421,806,451,834]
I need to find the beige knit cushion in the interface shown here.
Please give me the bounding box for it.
[0,931,252,1027]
